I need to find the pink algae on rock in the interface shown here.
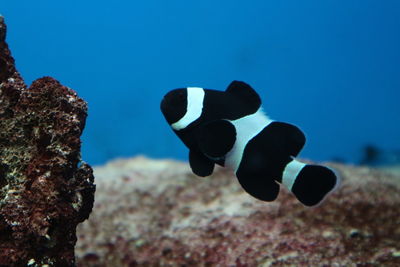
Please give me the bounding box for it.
[0,16,95,266]
[76,157,400,266]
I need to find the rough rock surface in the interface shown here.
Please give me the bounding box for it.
[0,16,95,266]
[76,157,400,266]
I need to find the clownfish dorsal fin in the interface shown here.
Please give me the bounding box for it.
[226,81,262,108]
[195,120,236,159]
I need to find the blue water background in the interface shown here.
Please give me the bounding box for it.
[2,1,400,166]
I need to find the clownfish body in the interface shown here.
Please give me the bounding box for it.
[160,81,339,206]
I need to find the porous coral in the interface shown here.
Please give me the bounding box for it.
[0,16,95,266]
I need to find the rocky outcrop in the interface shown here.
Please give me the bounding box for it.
[76,157,400,266]
[0,16,95,266]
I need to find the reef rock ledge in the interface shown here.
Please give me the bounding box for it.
[76,157,400,266]
[0,16,95,266]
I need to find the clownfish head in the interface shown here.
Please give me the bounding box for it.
[160,87,205,131]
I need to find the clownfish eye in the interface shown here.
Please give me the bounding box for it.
[170,89,187,107]
[179,91,185,99]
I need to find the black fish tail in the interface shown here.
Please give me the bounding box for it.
[290,164,339,206]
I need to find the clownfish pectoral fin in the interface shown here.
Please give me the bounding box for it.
[189,149,215,177]
[283,160,340,206]
[195,120,236,159]
[236,170,280,202]
[226,81,261,107]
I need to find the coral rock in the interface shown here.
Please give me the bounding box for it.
[0,16,95,266]
[76,157,400,266]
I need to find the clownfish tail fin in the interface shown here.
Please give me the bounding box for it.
[282,160,340,206]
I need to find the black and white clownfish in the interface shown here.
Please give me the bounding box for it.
[160,81,339,206]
